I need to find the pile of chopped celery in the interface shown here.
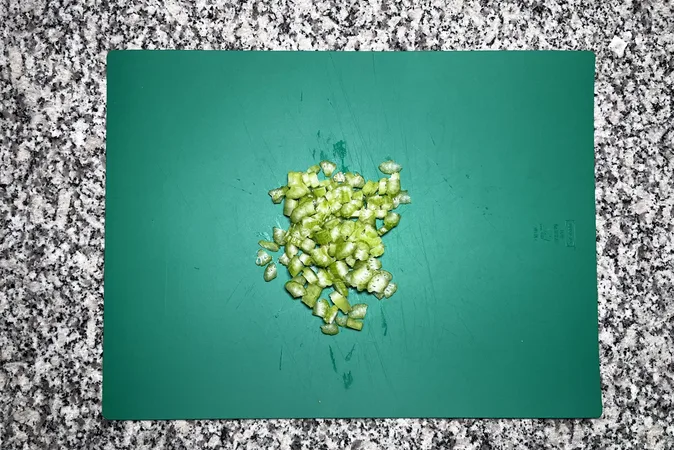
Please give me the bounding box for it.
[255,159,410,336]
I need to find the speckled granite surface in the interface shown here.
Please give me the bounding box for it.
[1,0,673,448]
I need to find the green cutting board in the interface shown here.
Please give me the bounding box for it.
[103,51,601,419]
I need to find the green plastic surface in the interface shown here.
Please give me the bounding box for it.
[104,51,601,419]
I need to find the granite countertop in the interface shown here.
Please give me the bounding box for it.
[1,0,673,448]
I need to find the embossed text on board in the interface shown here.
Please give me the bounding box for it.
[533,220,576,248]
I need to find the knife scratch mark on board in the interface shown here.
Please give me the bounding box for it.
[226,184,253,195]
[457,310,475,343]
[329,346,338,373]
[380,303,388,337]
[345,344,356,361]
[236,283,255,309]
[367,151,379,177]
[225,279,244,306]
[342,371,353,389]
[400,299,408,351]
[331,53,368,159]
[372,339,395,394]
[417,223,437,302]
[163,259,168,315]
[279,348,283,371]
[261,137,281,176]
[332,140,349,173]
[407,227,426,267]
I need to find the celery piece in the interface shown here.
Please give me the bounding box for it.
[321,323,339,335]
[300,237,316,253]
[286,185,310,200]
[313,186,327,198]
[384,282,397,298]
[278,253,290,266]
[256,249,272,266]
[340,220,356,238]
[287,171,304,186]
[330,291,352,314]
[338,189,352,205]
[302,267,318,285]
[367,271,392,294]
[298,253,312,267]
[368,195,383,207]
[354,242,369,261]
[333,172,346,183]
[358,208,376,226]
[314,229,332,245]
[285,243,299,258]
[335,314,348,327]
[298,253,314,266]
[302,284,322,308]
[378,160,402,174]
[320,160,337,177]
[366,257,382,271]
[384,212,400,229]
[291,274,306,286]
[263,263,277,282]
[290,201,316,223]
[387,172,401,195]
[313,298,329,318]
[344,271,354,288]
[369,244,385,257]
[329,261,349,279]
[316,200,330,215]
[348,303,368,319]
[346,318,364,331]
[334,241,356,260]
[310,246,333,267]
[339,201,358,219]
[272,227,286,245]
[283,198,298,216]
[351,173,365,188]
[350,265,374,290]
[329,225,341,243]
[378,178,387,195]
[334,279,349,297]
[324,305,339,324]
[288,256,304,277]
[285,281,305,298]
[307,172,320,188]
[268,186,287,204]
[316,268,333,288]
[362,180,378,196]
[259,240,279,252]
[395,190,411,204]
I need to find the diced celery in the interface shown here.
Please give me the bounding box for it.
[256,249,272,266]
[259,240,279,252]
[321,323,339,335]
[330,291,351,314]
[258,159,410,335]
[348,303,368,319]
[264,263,277,282]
